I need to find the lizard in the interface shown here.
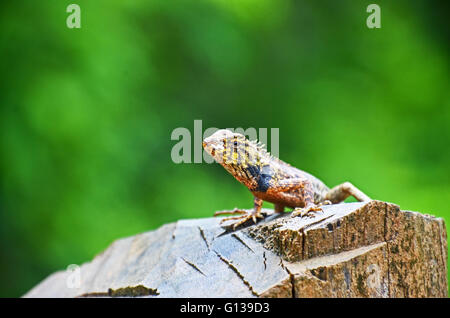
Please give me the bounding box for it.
[202,129,371,229]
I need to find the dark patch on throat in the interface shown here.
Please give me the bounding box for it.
[246,165,260,178]
[245,164,273,193]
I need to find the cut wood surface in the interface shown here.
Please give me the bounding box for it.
[24,200,448,298]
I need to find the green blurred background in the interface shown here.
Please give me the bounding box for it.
[0,0,449,297]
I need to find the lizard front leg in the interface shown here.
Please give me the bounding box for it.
[214,197,265,229]
[288,179,332,218]
[290,187,324,218]
[325,182,371,203]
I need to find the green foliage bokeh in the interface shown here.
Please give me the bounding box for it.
[0,0,449,296]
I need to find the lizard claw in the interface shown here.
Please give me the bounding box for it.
[291,205,323,218]
[320,200,332,206]
[214,208,247,217]
[214,209,265,229]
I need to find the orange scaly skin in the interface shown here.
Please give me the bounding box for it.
[203,129,372,229]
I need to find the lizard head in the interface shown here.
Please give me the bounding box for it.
[203,129,268,185]
[203,129,253,165]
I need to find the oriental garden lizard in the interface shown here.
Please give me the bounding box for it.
[203,129,371,229]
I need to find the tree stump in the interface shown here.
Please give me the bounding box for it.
[24,201,448,298]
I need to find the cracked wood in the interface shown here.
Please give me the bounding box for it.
[24,201,448,298]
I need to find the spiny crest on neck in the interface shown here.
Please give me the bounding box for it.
[203,129,278,169]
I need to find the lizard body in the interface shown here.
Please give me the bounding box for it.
[203,129,371,229]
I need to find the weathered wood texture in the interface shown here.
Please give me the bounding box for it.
[24,201,448,298]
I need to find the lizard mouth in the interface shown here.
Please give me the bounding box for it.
[203,141,216,157]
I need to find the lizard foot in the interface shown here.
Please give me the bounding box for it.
[291,204,323,218]
[214,209,265,229]
[213,208,247,217]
